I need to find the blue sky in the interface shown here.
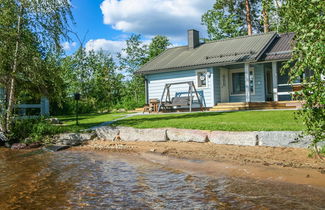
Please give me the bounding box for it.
[62,0,215,55]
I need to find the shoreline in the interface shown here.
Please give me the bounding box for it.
[73,140,325,187]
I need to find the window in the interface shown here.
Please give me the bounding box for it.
[230,70,254,95]
[232,72,245,94]
[197,70,207,88]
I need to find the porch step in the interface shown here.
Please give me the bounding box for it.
[211,101,301,111]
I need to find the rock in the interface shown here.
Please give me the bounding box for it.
[118,127,167,142]
[167,128,209,143]
[27,142,42,149]
[55,132,96,146]
[95,126,120,140]
[208,131,258,146]
[47,118,61,124]
[11,143,28,150]
[257,131,311,148]
[43,145,70,152]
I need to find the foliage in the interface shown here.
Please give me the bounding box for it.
[201,0,262,40]
[281,0,325,150]
[147,35,171,61]
[8,112,128,143]
[0,0,72,131]
[112,111,303,131]
[201,0,284,40]
[8,118,65,143]
[55,48,123,114]
[117,34,171,109]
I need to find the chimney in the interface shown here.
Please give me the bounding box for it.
[188,29,200,49]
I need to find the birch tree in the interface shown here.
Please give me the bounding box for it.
[281,0,325,156]
[0,0,72,131]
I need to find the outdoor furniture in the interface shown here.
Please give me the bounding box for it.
[143,99,161,113]
[149,99,160,112]
[163,96,192,109]
[158,81,205,112]
[142,104,150,113]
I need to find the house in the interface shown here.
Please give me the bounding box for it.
[137,30,300,111]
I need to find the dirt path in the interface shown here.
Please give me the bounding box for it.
[74,140,325,187]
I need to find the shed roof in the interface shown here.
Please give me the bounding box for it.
[137,32,277,74]
[262,32,294,61]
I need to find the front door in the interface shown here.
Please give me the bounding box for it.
[220,68,229,102]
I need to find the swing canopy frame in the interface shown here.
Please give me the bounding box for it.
[157,81,204,112]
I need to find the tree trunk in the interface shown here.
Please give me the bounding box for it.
[245,0,253,35]
[6,6,22,132]
[262,8,270,33]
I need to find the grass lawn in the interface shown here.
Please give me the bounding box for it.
[112,110,304,131]
[55,112,127,132]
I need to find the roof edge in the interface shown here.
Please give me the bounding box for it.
[255,33,278,61]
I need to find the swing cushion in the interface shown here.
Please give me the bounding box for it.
[164,97,192,107]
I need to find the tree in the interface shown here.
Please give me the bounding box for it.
[245,0,253,35]
[147,35,171,61]
[59,48,122,113]
[261,0,272,33]
[201,0,261,40]
[0,0,72,131]
[118,34,170,108]
[281,0,325,156]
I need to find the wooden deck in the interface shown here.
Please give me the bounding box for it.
[210,101,302,112]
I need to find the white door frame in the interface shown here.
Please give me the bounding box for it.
[220,68,229,102]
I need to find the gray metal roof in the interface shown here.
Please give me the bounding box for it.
[137,32,277,74]
[262,32,294,61]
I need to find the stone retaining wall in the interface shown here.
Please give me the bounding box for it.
[94,126,313,148]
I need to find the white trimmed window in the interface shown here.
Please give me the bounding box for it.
[196,70,207,88]
[230,69,255,95]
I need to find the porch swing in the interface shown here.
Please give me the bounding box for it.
[157,81,205,112]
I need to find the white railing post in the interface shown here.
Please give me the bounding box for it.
[272,61,279,101]
[245,63,251,103]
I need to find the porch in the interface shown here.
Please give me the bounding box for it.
[213,61,301,106]
[210,101,302,112]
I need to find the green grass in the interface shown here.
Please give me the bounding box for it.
[112,110,304,131]
[55,112,127,132]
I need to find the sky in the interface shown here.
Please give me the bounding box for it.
[62,0,215,55]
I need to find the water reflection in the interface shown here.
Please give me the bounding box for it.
[0,149,324,209]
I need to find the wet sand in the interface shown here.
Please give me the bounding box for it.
[76,140,325,188]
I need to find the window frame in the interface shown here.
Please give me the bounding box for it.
[229,68,255,96]
[196,69,208,89]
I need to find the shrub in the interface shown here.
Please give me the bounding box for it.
[9,118,65,143]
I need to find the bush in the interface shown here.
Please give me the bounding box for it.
[9,118,66,143]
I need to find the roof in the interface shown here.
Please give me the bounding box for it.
[137,32,277,74]
[262,32,294,61]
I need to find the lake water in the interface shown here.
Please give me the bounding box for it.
[1,148,325,209]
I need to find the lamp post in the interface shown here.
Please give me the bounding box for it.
[74,93,81,125]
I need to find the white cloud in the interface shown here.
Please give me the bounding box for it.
[85,39,126,55]
[100,0,214,41]
[61,41,77,51]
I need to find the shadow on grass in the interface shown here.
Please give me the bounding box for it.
[112,111,227,127]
